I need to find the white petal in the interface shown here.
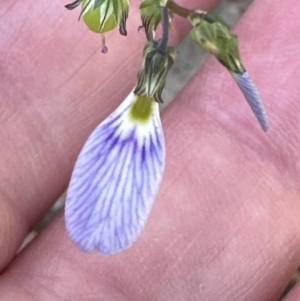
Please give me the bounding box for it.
[65,91,165,255]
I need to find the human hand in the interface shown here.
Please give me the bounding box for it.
[0,0,300,300]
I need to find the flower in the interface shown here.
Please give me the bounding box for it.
[65,91,165,254]
[65,0,129,52]
[134,40,177,103]
[189,14,269,131]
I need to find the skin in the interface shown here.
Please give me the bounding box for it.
[0,0,300,300]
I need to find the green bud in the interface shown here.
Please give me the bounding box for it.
[134,40,177,103]
[66,0,129,36]
[139,0,172,41]
[189,14,245,74]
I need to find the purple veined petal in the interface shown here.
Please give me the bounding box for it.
[65,91,165,255]
[231,71,269,132]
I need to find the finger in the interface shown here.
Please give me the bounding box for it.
[1,0,300,300]
[0,0,221,270]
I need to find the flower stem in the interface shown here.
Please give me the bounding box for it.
[159,6,169,52]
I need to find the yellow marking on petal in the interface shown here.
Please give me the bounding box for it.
[129,95,155,124]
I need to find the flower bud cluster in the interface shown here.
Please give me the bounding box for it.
[65,0,270,257]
